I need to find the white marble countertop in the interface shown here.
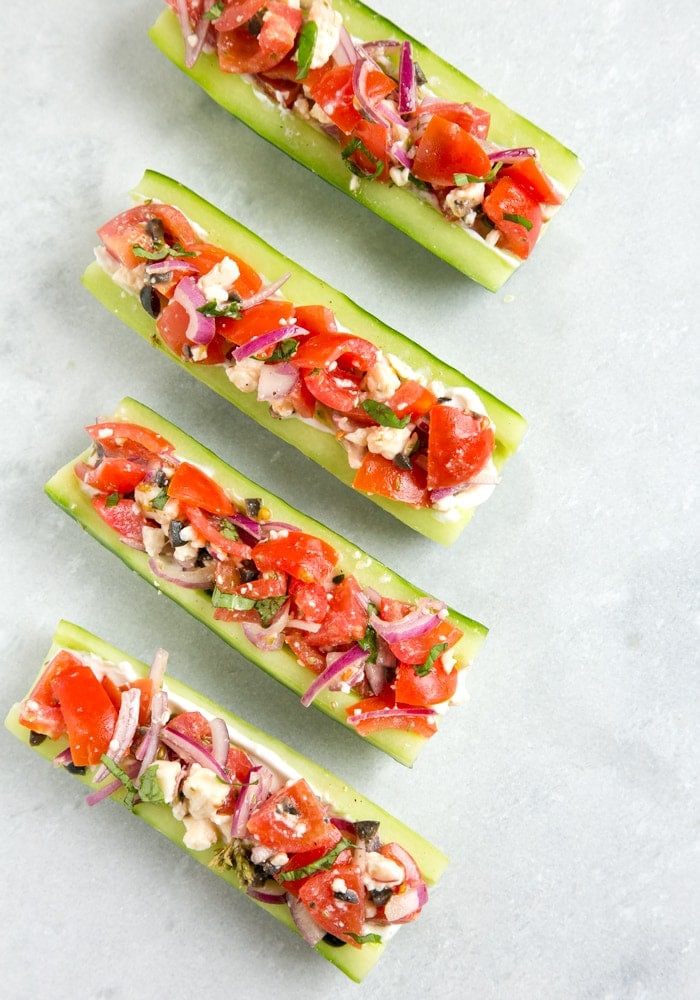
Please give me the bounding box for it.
[1,2,697,997]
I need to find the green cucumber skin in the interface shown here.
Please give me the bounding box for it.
[149,6,584,290]
[4,620,449,983]
[84,169,528,546]
[45,397,488,767]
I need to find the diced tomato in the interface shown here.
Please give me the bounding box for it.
[50,664,118,766]
[305,575,368,649]
[395,658,458,706]
[166,710,211,745]
[353,452,428,507]
[156,299,232,365]
[346,119,390,181]
[181,241,263,299]
[91,495,146,544]
[213,2,267,33]
[97,204,198,270]
[412,114,492,187]
[217,2,301,74]
[482,176,542,259]
[289,578,330,624]
[183,504,253,560]
[416,100,491,140]
[281,373,317,419]
[426,404,495,491]
[216,298,296,345]
[246,778,341,853]
[129,677,155,727]
[379,841,423,888]
[302,367,362,412]
[345,695,437,739]
[85,422,174,456]
[251,531,338,585]
[298,863,366,940]
[292,304,338,338]
[387,618,463,666]
[234,572,288,599]
[101,674,122,713]
[501,156,563,205]
[379,596,413,622]
[274,844,333,896]
[219,744,256,814]
[17,649,81,740]
[74,457,149,495]
[307,62,394,135]
[387,380,437,420]
[168,462,235,517]
[289,332,377,374]
[285,632,327,674]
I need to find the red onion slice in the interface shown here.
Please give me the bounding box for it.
[488,146,537,163]
[384,881,428,922]
[257,362,300,403]
[210,716,231,768]
[287,894,326,947]
[369,599,445,644]
[160,726,231,783]
[301,644,369,707]
[149,556,216,590]
[238,271,291,311]
[232,324,306,363]
[247,885,287,905]
[148,648,169,690]
[231,764,274,838]
[333,24,358,64]
[136,689,170,775]
[92,687,141,783]
[397,41,416,114]
[346,706,437,728]
[86,777,124,806]
[173,276,215,346]
[145,257,198,279]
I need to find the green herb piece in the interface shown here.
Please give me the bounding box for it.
[453,162,501,185]
[358,603,378,657]
[341,137,385,180]
[502,212,533,231]
[361,399,410,428]
[203,0,226,19]
[132,242,196,262]
[414,641,448,677]
[349,932,383,945]
[198,298,243,319]
[268,338,299,362]
[105,491,120,508]
[407,173,432,190]
[295,19,318,80]
[151,488,169,510]
[99,754,138,808]
[276,837,355,882]
[219,518,240,541]
[137,764,168,805]
[211,588,287,627]
[255,595,288,627]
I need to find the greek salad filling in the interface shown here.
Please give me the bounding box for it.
[74,417,468,738]
[18,644,430,948]
[95,199,498,515]
[166,0,563,259]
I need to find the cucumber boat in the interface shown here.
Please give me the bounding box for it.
[84,170,528,545]
[5,620,449,981]
[149,2,584,289]
[45,397,488,767]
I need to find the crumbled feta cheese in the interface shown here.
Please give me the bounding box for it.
[227,356,264,393]
[307,0,343,69]
[155,760,182,805]
[365,424,415,461]
[364,851,404,889]
[181,815,221,852]
[181,762,229,820]
[197,256,240,305]
[444,182,485,224]
[365,353,401,400]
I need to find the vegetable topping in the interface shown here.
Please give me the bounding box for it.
[95,201,499,516]
[73,417,470,739]
[163,0,563,258]
[18,643,430,948]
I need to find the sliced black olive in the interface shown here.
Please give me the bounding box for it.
[64,762,87,776]
[354,820,380,842]
[238,558,259,583]
[368,886,393,907]
[169,519,187,547]
[245,497,262,518]
[393,452,413,470]
[154,468,169,488]
[29,730,47,747]
[145,217,165,242]
[322,933,346,948]
[333,888,360,904]
[139,284,161,319]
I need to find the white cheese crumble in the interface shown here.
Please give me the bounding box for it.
[197,256,240,305]
[306,0,343,69]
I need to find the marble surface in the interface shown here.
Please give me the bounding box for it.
[1,2,697,998]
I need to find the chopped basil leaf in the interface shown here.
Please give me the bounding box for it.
[99,754,137,809]
[453,162,501,185]
[198,299,243,319]
[132,242,196,262]
[341,137,385,180]
[268,338,299,362]
[414,641,448,677]
[407,173,432,190]
[151,488,169,510]
[295,19,318,80]
[502,212,533,231]
[276,838,355,882]
[203,0,226,19]
[137,765,167,805]
[349,932,383,945]
[361,399,410,428]
[105,491,120,508]
[219,518,240,541]
[211,588,287,627]
[255,595,288,627]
